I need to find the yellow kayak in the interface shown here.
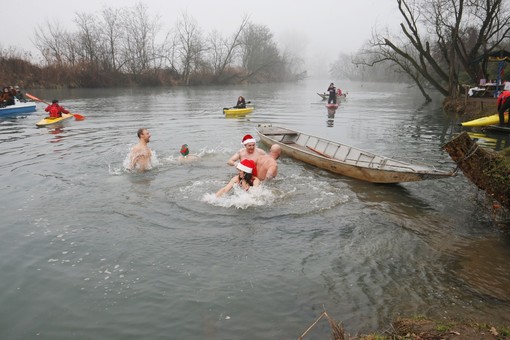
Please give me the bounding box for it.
[460,113,507,127]
[223,107,254,115]
[36,113,74,127]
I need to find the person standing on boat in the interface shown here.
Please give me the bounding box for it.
[45,99,70,118]
[497,82,510,126]
[227,134,266,176]
[216,159,260,197]
[129,128,153,172]
[235,96,246,108]
[256,144,281,180]
[327,83,337,104]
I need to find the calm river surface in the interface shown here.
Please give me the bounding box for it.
[1,79,510,339]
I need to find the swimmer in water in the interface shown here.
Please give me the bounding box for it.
[227,134,266,174]
[178,144,200,164]
[216,159,260,197]
[129,128,153,172]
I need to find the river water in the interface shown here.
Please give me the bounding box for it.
[1,79,510,339]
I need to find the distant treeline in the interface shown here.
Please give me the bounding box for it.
[1,4,306,89]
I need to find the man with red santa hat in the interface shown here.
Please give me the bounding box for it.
[227,134,266,176]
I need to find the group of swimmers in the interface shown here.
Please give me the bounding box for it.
[128,128,281,197]
[1,85,26,107]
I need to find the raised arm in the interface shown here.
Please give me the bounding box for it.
[265,164,277,180]
[227,151,240,166]
[216,176,238,197]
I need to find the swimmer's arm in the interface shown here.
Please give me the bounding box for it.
[265,165,277,180]
[252,177,261,187]
[227,152,240,166]
[129,148,139,169]
[216,176,237,197]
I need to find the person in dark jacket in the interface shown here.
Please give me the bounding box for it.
[327,83,336,104]
[1,87,15,107]
[235,96,246,108]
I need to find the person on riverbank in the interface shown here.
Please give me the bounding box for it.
[45,99,70,118]
[216,159,260,197]
[227,134,266,176]
[129,128,153,172]
[327,83,337,104]
[497,82,510,126]
[256,144,281,181]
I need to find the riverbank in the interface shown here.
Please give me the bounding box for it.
[361,317,509,339]
[443,96,497,116]
[303,313,510,339]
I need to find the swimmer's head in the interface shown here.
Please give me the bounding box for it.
[180,144,189,156]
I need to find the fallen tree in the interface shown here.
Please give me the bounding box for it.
[443,131,510,210]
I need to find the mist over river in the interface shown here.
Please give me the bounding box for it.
[1,78,509,339]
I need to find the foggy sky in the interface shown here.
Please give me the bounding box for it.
[5,0,401,76]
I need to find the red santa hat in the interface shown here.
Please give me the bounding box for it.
[242,134,256,145]
[236,159,256,174]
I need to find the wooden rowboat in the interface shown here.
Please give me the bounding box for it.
[255,125,454,183]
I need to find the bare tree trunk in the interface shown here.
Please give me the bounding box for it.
[443,132,510,209]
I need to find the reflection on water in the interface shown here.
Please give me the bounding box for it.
[451,237,510,303]
[327,107,336,127]
[466,130,510,150]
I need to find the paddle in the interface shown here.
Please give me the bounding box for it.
[25,93,85,120]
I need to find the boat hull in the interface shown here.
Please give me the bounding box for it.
[36,114,74,127]
[317,93,347,101]
[0,101,36,117]
[223,107,254,115]
[460,113,507,127]
[255,125,453,184]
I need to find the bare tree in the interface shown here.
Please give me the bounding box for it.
[122,2,160,75]
[240,23,283,81]
[74,12,100,64]
[99,6,125,72]
[207,16,249,82]
[353,0,510,100]
[175,12,207,85]
[33,21,70,65]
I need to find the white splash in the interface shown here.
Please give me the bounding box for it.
[202,185,276,209]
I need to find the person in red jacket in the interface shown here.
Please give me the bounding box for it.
[45,99,70,118]
[497,82,510,126]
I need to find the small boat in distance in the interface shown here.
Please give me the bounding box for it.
[223,106,254,116]
[317,92,347,101]
[0,98,36,117]
[255,125,454,184]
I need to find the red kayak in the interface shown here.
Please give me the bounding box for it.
[325,103,339,109]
